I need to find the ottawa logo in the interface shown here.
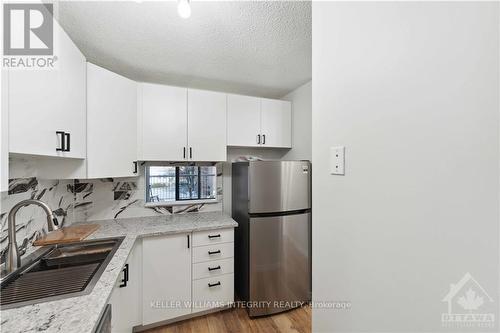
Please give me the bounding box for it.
[441,272,495,329]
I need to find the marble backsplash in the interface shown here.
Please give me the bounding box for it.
[0,178,75,263]
[0,162,224,263]
[72,162,223,221]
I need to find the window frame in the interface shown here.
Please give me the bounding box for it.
[145,164,218,206]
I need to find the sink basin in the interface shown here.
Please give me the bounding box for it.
[0,237,124,309]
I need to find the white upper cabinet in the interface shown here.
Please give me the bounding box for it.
[187,89,227,162]
[227,94,261,147]
[1,70,8,192]
[260,98,292,148]
[139,85,227,162]
[87,63,137,178]
[8,20,86,159]
[138,83,187,161]
[227,95,292,148]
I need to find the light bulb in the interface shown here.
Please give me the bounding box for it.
[177,0,191,19]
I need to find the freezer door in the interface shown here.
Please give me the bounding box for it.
[249,212,311,317]
[249,161,311,214]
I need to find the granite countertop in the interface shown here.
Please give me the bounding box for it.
[0,211,238,333]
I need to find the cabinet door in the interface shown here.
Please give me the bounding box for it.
[110,240,142,333]
[140,83,187,161]
[187,89,227,161]
[8,63,59,157]
[227,94,261,147]
[142,233,191,325]
[8,20,86,158]
[260,99,292,148]
[1,70,8,192]
[87,63,137,178]
[56,20,86,159]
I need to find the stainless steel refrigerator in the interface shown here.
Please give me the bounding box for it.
[232,160,311,317]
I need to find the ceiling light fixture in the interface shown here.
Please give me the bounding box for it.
[177,0,191,19]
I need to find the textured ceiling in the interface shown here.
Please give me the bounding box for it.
[57,1,311,98]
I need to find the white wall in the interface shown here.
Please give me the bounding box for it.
[312,2,499,332]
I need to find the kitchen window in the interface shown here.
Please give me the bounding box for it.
[146,165,217,204]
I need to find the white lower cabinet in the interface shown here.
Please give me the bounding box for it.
[192,242,234,263]
[192,273,234,313]
[192,258,234,280]
[192,228,234,247]
[191,228,235,314]
[142,233,192,325]
[109,228,234,332]
[109,240,142,333]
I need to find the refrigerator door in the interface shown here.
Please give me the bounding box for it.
[249,161,311,214]
[249,212,311,317]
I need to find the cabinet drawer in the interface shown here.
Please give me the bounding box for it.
[193,258,234,280]
[192,274,234,313]
[192,228,234,247]
[192,242,234,263]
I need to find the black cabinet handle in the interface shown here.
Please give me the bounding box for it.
[187,234,190,249]
[64,132,71,152]
[133,161,138,174]
[183,147,186,159]
[189,147,192,159]
[262,134,266,145]
[208,281,221,288]
[208,250,221,255]
[56,131,65,151]
[208,234,221,239]
[257,134,261,144]
[208,265,221,271]
[119,264,129,288]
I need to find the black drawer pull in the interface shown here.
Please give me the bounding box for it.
[208,265,221,271]
[119,264,129,288]
[64,132,71,152]
[208,281,221,288]
[208,234,221,239]
[208,250,221,255]
[56,131,65,151]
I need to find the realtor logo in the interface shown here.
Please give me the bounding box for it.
[3,3,53,55]
[441,272,495,329]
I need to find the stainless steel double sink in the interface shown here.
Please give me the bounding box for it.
[0,237,124,309]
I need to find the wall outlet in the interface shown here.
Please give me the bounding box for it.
[330,146,345,175]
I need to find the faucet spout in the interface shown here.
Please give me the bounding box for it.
[5,199,59,273]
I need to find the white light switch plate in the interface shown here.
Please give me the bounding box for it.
[330,146,345,175]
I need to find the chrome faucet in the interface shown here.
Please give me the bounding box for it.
[5,199,59,273]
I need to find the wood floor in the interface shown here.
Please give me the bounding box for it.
[144,305,311,333]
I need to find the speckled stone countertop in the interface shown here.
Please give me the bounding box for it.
[1,212,238,333]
